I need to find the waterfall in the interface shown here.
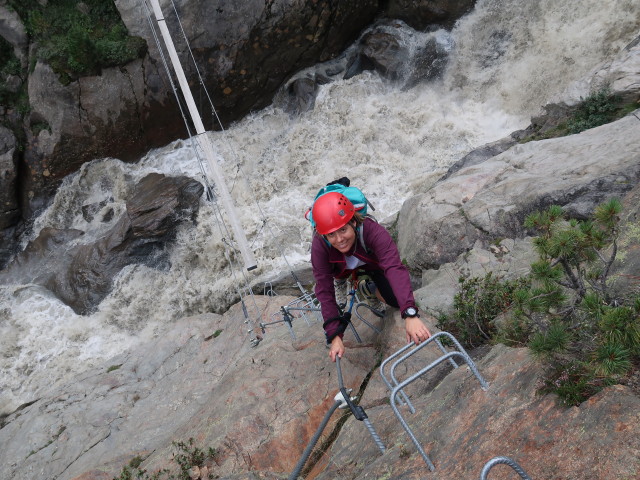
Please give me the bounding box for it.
[1,0,638,416]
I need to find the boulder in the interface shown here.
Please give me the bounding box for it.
[280,21,454,115]
[397,110,640,270]
[0,125,20,268]
[349,24,411,81]
[0,173,203,314]
[415,237,537,318]
[385,0,477,30]
[0,125,19,229]
[0,4,28,62]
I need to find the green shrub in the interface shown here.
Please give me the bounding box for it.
[538,361,614,407]
[592,342,631,376]
[566,88,622,134]
[599,306,640,355]
[519,88,639,143]
[529,322,571,358]
[7,0,147,82]
[517,199,640,405]
[438,272,529,348]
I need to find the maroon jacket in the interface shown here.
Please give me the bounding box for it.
[311,218,416,340]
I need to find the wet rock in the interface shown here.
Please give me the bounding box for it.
[279,75,318,115]
[280,21,453,114]
[0,126,19,230]
[0,126,20,268]
[385,0,477,30]
[354,28,410,80]
[402,33,452,89]
[0,174,203,314]
[81,198,114,223]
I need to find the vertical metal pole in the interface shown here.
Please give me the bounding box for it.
[148,0,257,271]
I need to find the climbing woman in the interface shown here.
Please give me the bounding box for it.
[310,191,432,362]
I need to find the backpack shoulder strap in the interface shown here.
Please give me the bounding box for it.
[357,217,375,254]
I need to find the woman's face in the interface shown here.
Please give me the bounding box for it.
[325,222,356,254]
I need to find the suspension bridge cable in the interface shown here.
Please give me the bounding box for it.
[159,0,265,315]
[142,0,262,345]
[166,0,310,297]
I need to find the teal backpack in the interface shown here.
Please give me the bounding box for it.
[305,177,375,251]
[305,177,374,229]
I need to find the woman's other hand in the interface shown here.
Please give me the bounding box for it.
[329,336,345,362]
[405,316,432,345]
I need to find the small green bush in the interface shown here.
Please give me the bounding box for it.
[519,88,639,142]
[438,272,529,348]
[8,0,147,83]
[518,200,640,405]
[566,89,623,134]
[538,361,613,407]
[592,342,631,376]
[529,322,571,358]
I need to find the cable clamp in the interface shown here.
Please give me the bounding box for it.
[334,388,356,409]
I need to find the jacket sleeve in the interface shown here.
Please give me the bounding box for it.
[311,234,343,336]
[364,220,416,313]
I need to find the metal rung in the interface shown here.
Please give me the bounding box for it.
[381,332,489,471]
[260,289,383,344]
[259,291,323,340]
[480,456,532,479]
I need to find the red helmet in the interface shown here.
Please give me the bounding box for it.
[312,192,355,235]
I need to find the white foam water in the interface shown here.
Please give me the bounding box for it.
[1,0,638,415]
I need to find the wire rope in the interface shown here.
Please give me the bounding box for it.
[166,0,310,298]
[142,0,262,345]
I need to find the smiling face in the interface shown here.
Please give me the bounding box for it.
[325,222,357,253]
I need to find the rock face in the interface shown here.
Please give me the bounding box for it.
[314,344,640,480]
[397,110,640,270]
[386,0,477,30]
[0,173,203,314]
[1,298,638,480]
[0,126,19,228]
[0,126,20,267]
[9,0,383,221]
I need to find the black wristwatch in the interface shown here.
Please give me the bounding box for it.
[402,307,420,319]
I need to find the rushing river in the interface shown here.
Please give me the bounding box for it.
[1,0,638,415]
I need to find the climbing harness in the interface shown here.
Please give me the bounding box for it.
[288,355,385,480]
